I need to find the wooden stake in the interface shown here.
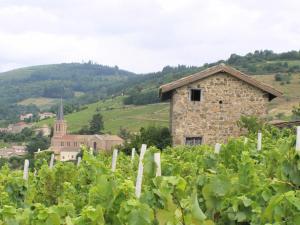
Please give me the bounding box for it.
[135,144,147,198]
[257,132,262,151]
[131,148,135,161]
[296,126,300,152]
[23,159,29,180]
[140,144,147,160]
[77,157,81,167]
[49,154,55,169]
[154,152,161,177]
[111,149,118,172]
[214,143,221,154]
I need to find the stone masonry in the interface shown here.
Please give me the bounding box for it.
[170,72,271,145]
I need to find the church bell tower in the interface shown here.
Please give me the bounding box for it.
[53,99,67,137]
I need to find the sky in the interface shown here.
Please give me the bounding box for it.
[0,0,299,73]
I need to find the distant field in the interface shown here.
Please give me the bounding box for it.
[253,73,300,116]
[37,97,169,134]
[35,73,300,133]
[18,97,59,110]
[0,141,10,148]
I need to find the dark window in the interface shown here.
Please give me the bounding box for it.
[185,137,202,146]
[190,89,201,101]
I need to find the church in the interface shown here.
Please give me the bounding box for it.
[50,100,124,161]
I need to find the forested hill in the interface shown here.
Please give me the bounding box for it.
[1,50,300,124]
[0,62,136,105]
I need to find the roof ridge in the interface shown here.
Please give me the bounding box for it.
[159,63,282,100]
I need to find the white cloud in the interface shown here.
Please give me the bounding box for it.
[0,0,299,73]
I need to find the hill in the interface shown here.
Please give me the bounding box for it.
[37,96,169,134]
[2,50,300,125]
[36,71,300,134]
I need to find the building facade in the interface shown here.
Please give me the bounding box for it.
[50,100,124,161]
[159,64,282,146]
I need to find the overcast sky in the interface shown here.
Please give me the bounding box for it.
[0,0,299,73]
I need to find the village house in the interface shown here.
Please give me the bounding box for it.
[39,112,56,120]
[159,64,282,146]
[20,113,33,121]
[7,122,33,134]
[0,145,27,158]
[50,100,124,161]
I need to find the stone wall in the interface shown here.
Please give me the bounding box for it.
[170,72,269,145]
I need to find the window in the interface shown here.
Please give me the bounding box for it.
[185,137,202,146]
[190,89,201,101]
[61,142,64,146]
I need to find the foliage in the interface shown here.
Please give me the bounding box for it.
[0,127,299,224]
[26,133,51,154]
[78,113,104,134]
[123,89,160,105]
[0,128,35,143]
[122,126,171,153]
[89,113,104,134]
[237,115,263,133]
[292,103,300,120]
[274,73,292,84]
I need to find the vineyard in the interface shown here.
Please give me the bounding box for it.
[0,126,300,224]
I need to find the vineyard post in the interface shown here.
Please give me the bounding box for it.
[135,144,147,198]
[140,144,147,159]
[257,131,262,151]
[214,143,221,154]
[296,126,300,152]
[154,152,161,177]
[77,157,81,167]
[23,159,29,180]
[111,149,118,172]
[49,154,55,169]
[131,148,135,161]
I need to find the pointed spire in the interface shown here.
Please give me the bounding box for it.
[57,98,64,120]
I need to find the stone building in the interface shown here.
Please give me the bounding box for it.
[50,100,124,161]
[159,64,282,146]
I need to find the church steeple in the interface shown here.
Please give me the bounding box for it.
[53,98,67,137]
[57,98,64,120]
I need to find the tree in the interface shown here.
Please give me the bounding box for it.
[89,113,104,134]
[121,126,171,153]
[292,104,300,120]
[26,133,50,155]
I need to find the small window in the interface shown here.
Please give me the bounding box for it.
[190,89,201,101]
[61,142,64,146]
[185,137,202,146]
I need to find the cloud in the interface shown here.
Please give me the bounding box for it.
[0,0,299,73]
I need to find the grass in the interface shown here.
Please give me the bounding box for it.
[18,97,59,110]
[0,141,10,148]
[35,73,300,133]
[37,96,169,134]
[253,73,300,116]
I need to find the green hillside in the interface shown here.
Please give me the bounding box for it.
[2,50,300,125]
[36,72,300,134]
[37,97,169,134]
